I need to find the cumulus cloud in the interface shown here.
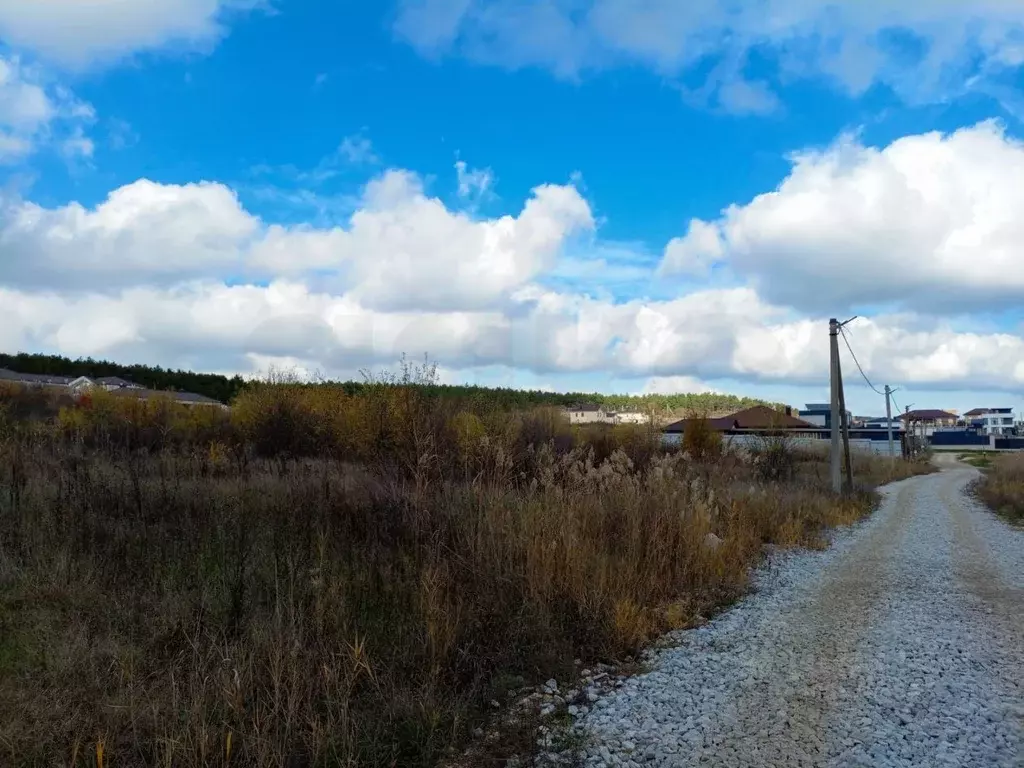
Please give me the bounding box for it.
[3,275,1022,395]
[0,179,260,289]
[0,0,263,68]
[659,219,724,277]
[1,154,1022,397]
[0,169,594,312]
[660,121,1024,314]
[394,0,1024,111]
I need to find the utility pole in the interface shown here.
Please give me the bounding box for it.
[829,318,842,493]
[836,351,853,492]
[885,385,895,460]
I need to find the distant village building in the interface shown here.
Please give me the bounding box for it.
[564,403,610,425]
[0,368,224,408]
[898,409,959,439]
[562,403,651,425]
[609,410,651,425]
[858,416,903,431]
[798,403,853,430]
[963,408,1016,436]
[663,405,815,435]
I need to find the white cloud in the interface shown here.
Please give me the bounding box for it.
[0,132,31,162]
[0,57,52,128]
[660,219,724,277]
[2,276,1022,396]
[337,134,378,165]
[715,78,781,116]
[0,179,259,289]
[0,54,94,162]
[335,171,594,310]
[1,158,1022,399]
[660,121,1024,313]
[301,135,379,183]
[0,0,263,68]
[0,170,594,312]
[61,127,95,159]
[394,0,1024,111]
[455,159,495,201]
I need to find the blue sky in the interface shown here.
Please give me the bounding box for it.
[2,1,1024,416]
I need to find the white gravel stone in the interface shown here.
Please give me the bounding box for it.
[549,460,1024,767]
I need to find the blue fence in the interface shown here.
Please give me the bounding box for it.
[994,437,1024,450]
[929,431,990,447]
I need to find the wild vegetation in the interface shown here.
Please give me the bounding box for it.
[1,351,781,416]
[0,369,932,767]
[973,452,1024,525]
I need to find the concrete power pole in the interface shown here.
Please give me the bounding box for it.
[836,350,853,493]
[829,318,842,493]
[885,385,895,459]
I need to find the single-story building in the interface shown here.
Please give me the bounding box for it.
[0,367,223,408]
[105,387,226,408]
[0,368,75,388]
[663,405,816,434]
[562,404,651,426]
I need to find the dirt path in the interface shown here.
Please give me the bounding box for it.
[557,462,1024,767]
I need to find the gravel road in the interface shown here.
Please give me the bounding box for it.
[556,458,1023,767]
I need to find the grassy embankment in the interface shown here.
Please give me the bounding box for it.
[970,452,1024,525]
[0,377,933,767]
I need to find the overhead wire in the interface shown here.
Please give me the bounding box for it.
[890,391,915,421]
[838,325,885,396]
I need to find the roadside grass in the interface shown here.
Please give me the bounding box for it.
[972,452,1024,525]
[958,452,994,470]
[0,385,925,767]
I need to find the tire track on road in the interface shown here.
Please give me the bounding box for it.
[940,468,1024,749]
[725,479,922,767]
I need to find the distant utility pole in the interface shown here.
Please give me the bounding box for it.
[905,404,914,458]
[885,385,895,460]
[829,319,842,493]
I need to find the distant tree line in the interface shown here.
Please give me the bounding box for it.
[330,382,780,416]
[0,351,782,414]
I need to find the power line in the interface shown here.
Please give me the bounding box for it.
[838,326,885,395]
[891,394,915,419]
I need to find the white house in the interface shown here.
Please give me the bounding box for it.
[964,408,1017,436]
[611,411,652,425]
[564,403,612,424]
[563,404,651,425]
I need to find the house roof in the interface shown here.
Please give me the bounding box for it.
[107,388,223,406]
[664,405,815,433]
[96,376,139,388]
[566,403,603,412]
[0,368,73,386]
[966,407,1013,416]
[900,409,957,422]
